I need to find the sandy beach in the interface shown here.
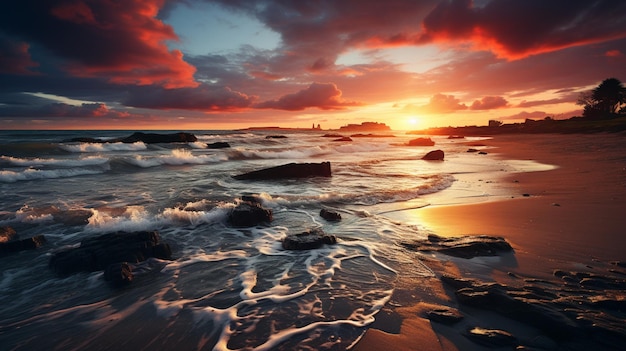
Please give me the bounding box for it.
[355,133,626,350]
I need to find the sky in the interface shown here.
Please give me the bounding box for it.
[1,0,625,131]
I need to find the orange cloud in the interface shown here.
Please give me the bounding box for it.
[470,96,508,110]
[255,83,362,111]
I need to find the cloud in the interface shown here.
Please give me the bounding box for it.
[0,0,197,88]
[517,97,573,108]
[414,93,468,114]
[418,0,626,59]
[0,100,140,119]
[470,96,508,110]
[255,83,362,111]
[0,34,38,75]
[125,85,256,111]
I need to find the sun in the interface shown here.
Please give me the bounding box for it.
[406,116,420,128]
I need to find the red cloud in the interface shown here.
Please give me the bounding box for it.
[6,0,198,88]
[255,83,362,111]
[0,35,38,75]
[470,96,508,110]
[48,102,132,118]
[605,50,623,58]
[418,0,626,60]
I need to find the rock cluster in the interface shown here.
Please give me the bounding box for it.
[401,233,513,259]
[0,226,46,256]
[49,231,172,287]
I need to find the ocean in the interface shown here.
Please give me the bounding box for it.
[0,130,547,350]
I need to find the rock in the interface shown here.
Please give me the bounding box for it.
[332,137,352,142]
[265,135,287,139]
[233,162,331,180]
[427,307,464,325]
[422,150,444,160]
[104,262,134,287]
[401,234,512,259]
[65,132,198,144]
[0,226,17,243]
[118,132,197,144]
[0,235,46,256]
[207,142,230,149]
[478,151,488,155]
[228,202,273,227]
[408,137,435,146]
[466,148,479,152]
[320,209,342,221]
[464,327,518,347]
[49,231,171,276]
[282,228,337,250]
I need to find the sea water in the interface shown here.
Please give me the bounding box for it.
[0,130,548,350]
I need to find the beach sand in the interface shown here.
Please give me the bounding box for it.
[354,133,626,350]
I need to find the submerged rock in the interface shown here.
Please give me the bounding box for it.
[332,137,353,142]
[207,141,230,149]
[0,226,17,243]
[65,132,197,144]
[402,233,513,258]
[228,201,273,227]
[0,234,46,256]
[422,149,445,160]
[49,231,172,277]
[233,162,331,180]
[320,209,341,222]
[408,137,435,146]
[427,306,464,325]
[282,228,337,250]
[104,262,134,288]
[464,327,518,347]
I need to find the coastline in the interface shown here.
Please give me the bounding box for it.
[355,133,626,350]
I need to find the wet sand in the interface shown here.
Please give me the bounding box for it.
[355,133,626,350]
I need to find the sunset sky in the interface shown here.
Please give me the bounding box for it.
[1,0,625,130]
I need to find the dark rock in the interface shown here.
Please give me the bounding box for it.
[466,148,479,152]
[0,235,46,256]
[240,194,264,205]
[64,132,198,144]
[104,262,134,287]
[332,137,353,142]
[350,133,395,138]
[408,137,435,146]
[427,307,464,325]
[0,226,17,243]
[118,132,197,144]
[464,327,518,347]
[320,209,341,222]
[207,142,231,149]
[228,202,273,227]
[422,150,445,160]
[233,162,331,180]
[265,135,287,139]
[282,228,337,250]
[478,151,488,155]
[49,231,171,276]
[402,234,513,259]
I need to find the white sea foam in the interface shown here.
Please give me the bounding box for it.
[128,149,227,168]
[59,141,147,152]
[228,146,329,160]
[0,167,107,182]
[0,155,109,167]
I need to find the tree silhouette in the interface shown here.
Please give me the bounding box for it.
[578,78,626,119]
